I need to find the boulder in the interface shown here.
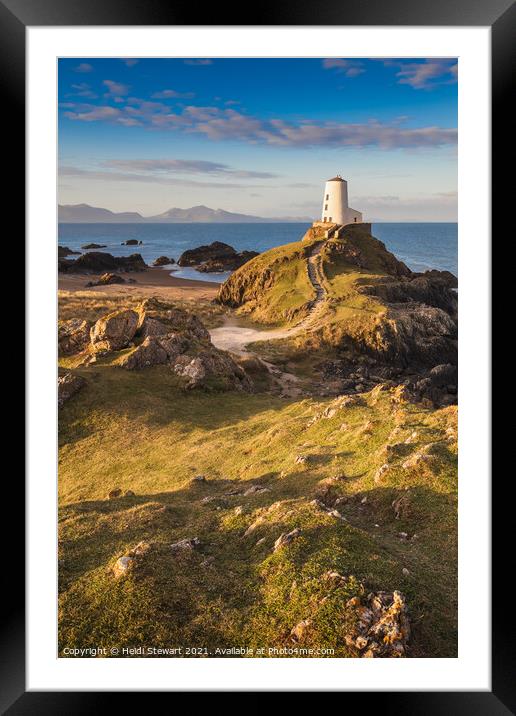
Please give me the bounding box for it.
[58,251,147,274]
[172,349,252,391]
[58,318,92,355]
[152,256,175,266]
[120,332,189,370]
[178,241,259,272]
[81,243,106,249]
[122,239,140,245]
[90,308,139,352]
[85,272,126,287]
[58,245,80,257]
[58,372,86,406]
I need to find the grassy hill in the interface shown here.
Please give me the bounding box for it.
[58,316,457,656]
[58,226,457,658]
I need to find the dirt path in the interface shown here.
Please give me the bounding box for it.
[209,241,328,396]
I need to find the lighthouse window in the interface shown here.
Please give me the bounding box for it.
[324,204,328,211]
[325,194,329,200]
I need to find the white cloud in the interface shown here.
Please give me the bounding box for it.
[322,59,365,77]
[74,63,93,73]
[102,79,130,96]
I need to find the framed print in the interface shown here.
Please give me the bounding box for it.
[5,0,509,706]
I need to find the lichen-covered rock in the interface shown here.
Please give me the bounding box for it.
[119,337,168,369]
[273,528,302,553]
[58,372,86,406]
[90,309,139,352]
[58,318,92,355]
[290,619,312,642]
[345,590,410,658]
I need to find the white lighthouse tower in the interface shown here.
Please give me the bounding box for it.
[321,175,363,226]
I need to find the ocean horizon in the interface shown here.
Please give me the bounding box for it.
[58,221,458,283]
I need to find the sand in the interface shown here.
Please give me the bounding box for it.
[58,267,219,301]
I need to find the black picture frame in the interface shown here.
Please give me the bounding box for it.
[6,0,507,707]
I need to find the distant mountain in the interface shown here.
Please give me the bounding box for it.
[58,204,145,223]
[58,203,311,224]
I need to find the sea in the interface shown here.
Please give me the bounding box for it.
[58,222,458,283]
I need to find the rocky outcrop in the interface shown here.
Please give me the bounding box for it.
[344,590,410,658]
[58,251,147,273]
[58,318,92,355]
[110,298,253,391]
[152,256,175,266]
[400,363,458,407]
[178,241,259,272]
[85,272,126,287]
[81,243,106,249]
[58,245,80,257]
[58,372,86,406]
[173,349,252,390]
[119,333,188,370]
[90,309,139,352]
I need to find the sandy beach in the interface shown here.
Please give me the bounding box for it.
[58,266,219,301]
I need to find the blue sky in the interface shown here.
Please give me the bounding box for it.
[58,57,458,220]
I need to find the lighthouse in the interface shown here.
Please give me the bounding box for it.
[321,175,363,226]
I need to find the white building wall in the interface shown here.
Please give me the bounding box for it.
[347,207,363,224]
[321,179,348,224]
[320,177,364,226]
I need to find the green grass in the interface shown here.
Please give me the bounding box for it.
[59,361,457,658]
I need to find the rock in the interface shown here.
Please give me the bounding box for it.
[322,571,347,588]
[59,251,147,274]
[58,245,80,257]
[355,635,368,650]
[243,485,270,496]
[113,555,133,577]
[112,541,153,577]
[107,488,122,499]
[58,319,92,355]
[170,537,200,552]
[81,243,106,249]
[402,567,410,576]
[273,528,302,553]
[152,255,175,266]
[119,336,168,369]
[255,537,266,546]
[191,475,207,484]
[234,505,244,515]
[345,589,410,658]
[85,272,126,287]
[90,309,139,352]
[295,455,308,465]
[58,372,86,406]
[173,349,252,391]
[122,239,139,245]
[125,490,135,497]
[291,619,312,642]
[178,242,259,272]
[374,463,390,483]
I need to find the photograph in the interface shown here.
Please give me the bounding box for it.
[57,56,458,659]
